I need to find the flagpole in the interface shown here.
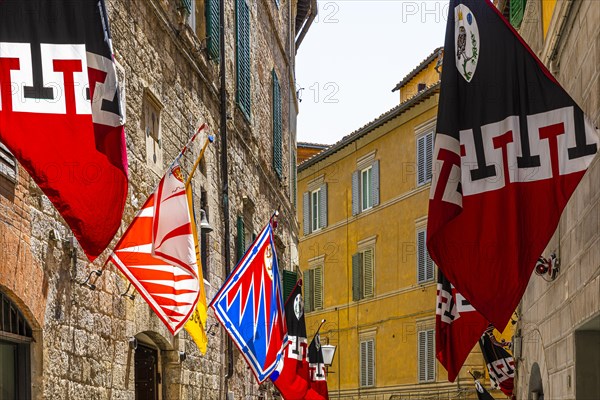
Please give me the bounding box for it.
[185,133,215,189]
[314,319,326,337]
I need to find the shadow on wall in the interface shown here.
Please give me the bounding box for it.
[528,362,544,400]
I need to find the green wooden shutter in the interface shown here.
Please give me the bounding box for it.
[352,170,360,216]
[272,70,282,178]
[236,0,251,119]
[303,192,310,235]
[313,266,323,310]
[510,0,527,29]
[236,216,245,262]
[205,0,220,60]
[282,270,297,301]
[303,269,313,312]
[181,0,192,14]
[352,253,363,301]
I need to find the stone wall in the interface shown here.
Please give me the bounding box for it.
[515,1,600,399]
[0,0,303,398]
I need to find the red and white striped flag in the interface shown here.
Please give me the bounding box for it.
[109,162,200,334]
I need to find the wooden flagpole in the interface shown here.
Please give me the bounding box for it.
[185,133,215,189]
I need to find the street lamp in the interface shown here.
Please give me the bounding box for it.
[199,209,213,233]
[321,343,336,366]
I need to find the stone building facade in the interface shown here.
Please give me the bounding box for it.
[504,0,600,399]
[0,0,313,398]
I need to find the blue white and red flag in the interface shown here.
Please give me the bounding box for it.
[210,221,287,383]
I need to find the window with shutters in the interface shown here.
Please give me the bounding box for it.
[236,0,251,120]
[303,266,323,312]
[352,237,376,301]
[417,132,433,186]
[272,70,283,178]
[302,181,327,235]
[360,338,375,387]
[352,154,379,216]
[416,228,434,284]
[418,329,435,382]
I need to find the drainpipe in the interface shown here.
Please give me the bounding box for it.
[219,0,234,384]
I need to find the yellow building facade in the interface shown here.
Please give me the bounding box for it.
[297,52,496,399]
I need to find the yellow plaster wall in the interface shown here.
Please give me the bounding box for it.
[399,61,440,103]
[542,0,557,39]
[297,93,488,396]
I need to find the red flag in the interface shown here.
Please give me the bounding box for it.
[427,0,598,329]
[436,270,488,382]
[109,162,200,335]
[271,281,311,399]
[0,0,128,260]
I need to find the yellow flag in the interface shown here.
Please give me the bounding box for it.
[184,186,208,354]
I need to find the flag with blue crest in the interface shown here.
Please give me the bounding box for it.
[210,220,288,383]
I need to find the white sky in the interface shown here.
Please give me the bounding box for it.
[296,0,448,145]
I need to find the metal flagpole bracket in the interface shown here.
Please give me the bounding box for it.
[76,269,102,291]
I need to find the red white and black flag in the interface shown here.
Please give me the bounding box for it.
[271,281,311,399]
[0,0,128,260]
[270,281,329,400]
[479,328,515,398]
[427,0,598,330]
[436,270,488,382]
[307,332,329,400]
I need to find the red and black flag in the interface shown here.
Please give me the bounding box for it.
[0,0,128,260]
[427,0,598,330]
[479,328,515,398]
[436,270,488,382]
[271,281,311,399]
[307,332,329,400]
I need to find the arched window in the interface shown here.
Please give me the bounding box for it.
[0,291,32,399]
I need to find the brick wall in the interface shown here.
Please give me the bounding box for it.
[0,0,303,398]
